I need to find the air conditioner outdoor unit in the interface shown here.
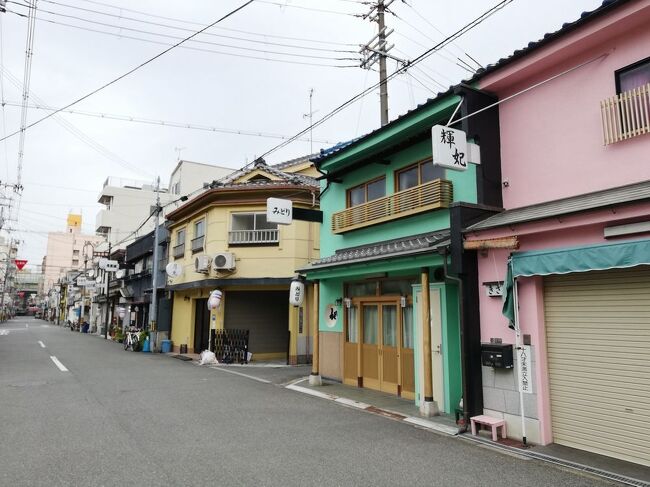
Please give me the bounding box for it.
[213,252,235,271]
[194,255,211,274]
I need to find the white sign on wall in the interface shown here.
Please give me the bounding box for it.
[432,124,467,171]
[325,304,338,329]
[267,197,292,225]
[518,345,533,394]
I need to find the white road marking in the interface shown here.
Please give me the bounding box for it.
[38,341,45,348]
[285,383,336,400]
[334,397,371,409]
[208,366,271,384]
[50,356,68,372]
[0,330,8,335]
[25,324,29,329]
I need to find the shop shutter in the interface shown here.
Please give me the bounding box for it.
[544,268,650,467]
[224,291,289,355]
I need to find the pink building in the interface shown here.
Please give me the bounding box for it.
[464,0,650,467]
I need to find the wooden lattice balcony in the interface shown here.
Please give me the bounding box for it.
[331,179,453,234]
[601,83,650,145]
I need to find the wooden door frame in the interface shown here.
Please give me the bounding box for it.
[344,295,410,395]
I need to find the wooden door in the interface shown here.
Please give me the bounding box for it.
[361,304,380,391]
[380,303,399,394]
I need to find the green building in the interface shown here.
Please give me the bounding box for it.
[299,85,502,418]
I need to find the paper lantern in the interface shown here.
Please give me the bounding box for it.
[207,290,222,310]
[289,278,305,307]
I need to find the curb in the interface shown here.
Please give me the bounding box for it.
[285,381,459,437]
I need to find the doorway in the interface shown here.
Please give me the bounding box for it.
[194,298,210,353]
[344,297,414,397]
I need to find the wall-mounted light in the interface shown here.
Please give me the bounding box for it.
[335,297,343,307]
[183,296,190,302]
[343,298,351,309]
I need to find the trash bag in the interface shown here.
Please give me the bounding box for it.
[198,350,218,365]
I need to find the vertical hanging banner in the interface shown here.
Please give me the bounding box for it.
[518,345,533,394]
[15,259,27,270]
[432,125,467,171]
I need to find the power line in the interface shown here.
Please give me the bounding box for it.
[254,0,514,160]
[0,66,152,178]
[18,0,358,54]
[73,0,358,47]
[0,0,257,144]
[253,0,361,17]
[5,9,359,69]
[8,2,359,61]
[1,100,336,144]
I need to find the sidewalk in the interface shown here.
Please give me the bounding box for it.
[287,378,459,436]
[287,379,650,486]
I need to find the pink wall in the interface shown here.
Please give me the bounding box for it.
[472,201,650,444]
[479,0,650,210]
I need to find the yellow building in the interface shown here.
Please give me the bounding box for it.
[165,157,320,363]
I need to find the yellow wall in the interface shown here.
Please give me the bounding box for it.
[170,287,225,353]
[168,204,319,286]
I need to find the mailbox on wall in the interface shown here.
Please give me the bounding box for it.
[481,343,514,369]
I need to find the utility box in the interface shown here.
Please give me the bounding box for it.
[481,343,514,369]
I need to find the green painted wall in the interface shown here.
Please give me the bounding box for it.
[319,139,478,259]
[412,283,462,414]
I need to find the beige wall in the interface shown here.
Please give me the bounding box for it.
[43,231,104,293]
[168,204,319,285]
[320,331,342,381]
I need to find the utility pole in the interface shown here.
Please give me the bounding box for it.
[103,242,112,339]
[360,0,405,127]
[149,176,161,348]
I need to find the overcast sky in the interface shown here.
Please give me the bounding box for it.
[0,0,604,268]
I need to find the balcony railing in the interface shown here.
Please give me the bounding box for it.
[331,178,453,234]
[191,236,205,253]
[172,243,185,259]
[228,229,279,245]
[601,82,650,145]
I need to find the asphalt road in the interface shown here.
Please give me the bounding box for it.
[0,317,615,487]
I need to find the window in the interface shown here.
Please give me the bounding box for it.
[173,228,186,259]
[176,229,185,245]
[396,160,444,191]
[72,250,80,257]
[191,219,205,253]
[194,219,205,238]
[229,213,278,245]
[616,57,650,93]
[347,177,386,207]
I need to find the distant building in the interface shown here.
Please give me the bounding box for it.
[168,160,233,197]
[43,213,104,294]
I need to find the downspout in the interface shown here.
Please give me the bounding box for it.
[440,246,469,433]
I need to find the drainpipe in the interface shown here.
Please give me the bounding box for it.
[440,247,469,433]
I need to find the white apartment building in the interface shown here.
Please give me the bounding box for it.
[96,162,234,249]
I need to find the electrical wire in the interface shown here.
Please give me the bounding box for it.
[8,2,359,61]
[253,1,361,17]
[1,100,335,144]
[73,0,358,47]
[254,0,514,161]
[5,9,359,69]
[0,66,152,178]
[15,0,358,54]
[0,16,10,182]
[0,0,257,144]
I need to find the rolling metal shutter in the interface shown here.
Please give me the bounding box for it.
[224,291,289,355]
[544,268,650,467]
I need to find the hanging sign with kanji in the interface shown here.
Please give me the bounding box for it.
[14,259,27,270]
[432,125,467,171]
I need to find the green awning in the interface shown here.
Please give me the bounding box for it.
[502,238,650,324]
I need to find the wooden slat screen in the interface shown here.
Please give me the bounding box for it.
[600,83,650,145]
[331,179,453,233]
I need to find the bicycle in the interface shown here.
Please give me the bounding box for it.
[123,328,140,351]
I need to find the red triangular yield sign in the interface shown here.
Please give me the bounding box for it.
[15,259,27,270]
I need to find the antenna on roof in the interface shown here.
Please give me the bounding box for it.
[174,146,186,162]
